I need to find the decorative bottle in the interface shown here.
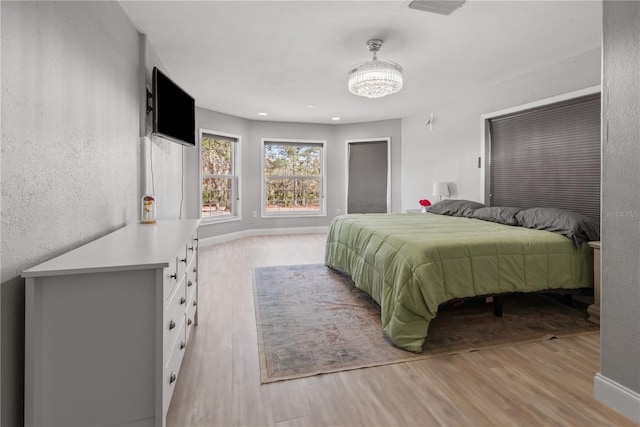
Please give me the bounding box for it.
[141,194,157,224]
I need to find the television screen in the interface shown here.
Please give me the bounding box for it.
[152,67,196,147]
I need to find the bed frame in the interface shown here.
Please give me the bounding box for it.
[499,289,593,316]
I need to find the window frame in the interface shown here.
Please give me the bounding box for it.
[261,138,327,218]
[199,128,241,224]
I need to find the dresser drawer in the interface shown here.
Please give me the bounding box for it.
[185,296,197,343]
[176,251,188,284]
[186,235,197,265]
[163,316,186,419]
[192,230,199,252]
[186,280,196,311]
[163,276,186,359]
[186,256,197,305]
[163,264,179,301]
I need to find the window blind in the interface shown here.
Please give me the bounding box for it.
[488,93,601,223]
[348,141,388,213]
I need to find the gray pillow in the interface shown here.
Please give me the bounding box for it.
[428,199,486,217]
[471,206,522,226]
[515,207,600,247]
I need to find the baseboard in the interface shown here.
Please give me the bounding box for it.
[199,226,328,246]
[594,372,640,423]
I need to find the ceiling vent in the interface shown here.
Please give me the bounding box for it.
[407,1,466,15]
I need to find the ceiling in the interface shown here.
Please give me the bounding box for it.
[119,1,601,124]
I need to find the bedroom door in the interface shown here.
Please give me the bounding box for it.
[346,138,391,214]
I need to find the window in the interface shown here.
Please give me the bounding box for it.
[262,139,325,216]
[200,130,240,221]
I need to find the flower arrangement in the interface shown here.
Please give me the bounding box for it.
[418,199,431,213]
[141,195,157,224]
[143,195,155,212]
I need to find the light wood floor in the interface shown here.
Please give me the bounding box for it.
[167,233,635,427]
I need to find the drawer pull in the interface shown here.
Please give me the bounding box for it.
[169,320,176,330]
[169,273,177,280]
[192,267,197,273]
[194,238,199,242]
[180,341,186,350]
[188,280,193,287]
[187,318,193,326]
[180,297,186,305]
[188,246,194,251]
[193,300,197,307]
[170,372,176,384]
[181,257,187,264]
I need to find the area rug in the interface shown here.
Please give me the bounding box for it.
[252,264,599,383]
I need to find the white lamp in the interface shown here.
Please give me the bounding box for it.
[433,182,450,202]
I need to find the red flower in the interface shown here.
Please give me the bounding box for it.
[419,199,431,207]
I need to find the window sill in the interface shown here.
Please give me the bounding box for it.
[201,215,242,225]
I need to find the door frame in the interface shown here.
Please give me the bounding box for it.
[345,137,391,214]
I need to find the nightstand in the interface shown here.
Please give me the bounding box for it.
[587,241,601,324]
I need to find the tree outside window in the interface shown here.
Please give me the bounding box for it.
[263,140,325,215]
[201,131,239,220]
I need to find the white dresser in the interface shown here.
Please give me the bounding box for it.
[22,220,200,427]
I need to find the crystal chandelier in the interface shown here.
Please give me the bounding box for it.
[348,39,403,99]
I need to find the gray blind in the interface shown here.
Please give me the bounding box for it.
[348,141,388,213]
[489,93,601,223]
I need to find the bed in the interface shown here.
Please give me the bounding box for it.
[324,204,597,353]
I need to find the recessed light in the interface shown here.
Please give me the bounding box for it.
[307,105,315,108]
[331,117,341,121]
[258,112,268,116]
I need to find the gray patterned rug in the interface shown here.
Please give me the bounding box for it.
[253,264,598,383]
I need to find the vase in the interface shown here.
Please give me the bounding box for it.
[421,206,426,213]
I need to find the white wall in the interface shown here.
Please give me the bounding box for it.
[0,2,141,425]
[400,47,601,211]
[597,2,640,421]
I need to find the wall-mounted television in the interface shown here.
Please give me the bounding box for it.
[152,67,196,147]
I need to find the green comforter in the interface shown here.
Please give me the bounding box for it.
[324,213,594,352]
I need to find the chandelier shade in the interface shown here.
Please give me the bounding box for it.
[348,39,403,99]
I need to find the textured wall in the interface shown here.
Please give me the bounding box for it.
[143,38,186,220]
[601,1,640,394]
[0,2,141,425]
[400,47,601,211]
[146,136,185,219]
